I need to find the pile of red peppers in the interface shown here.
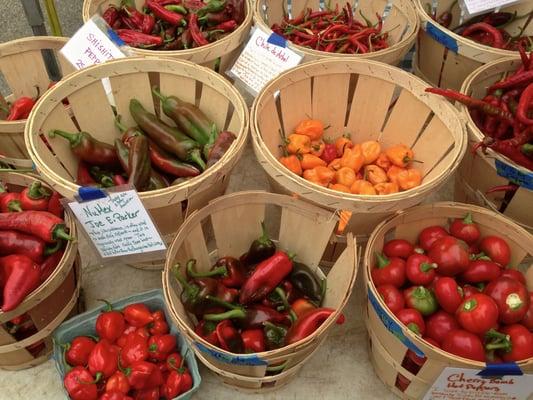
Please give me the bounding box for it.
[271,3,389,54]
[102,0,245,50]
[426,48,533,173]
[62,301,193,400]
[174,222,343,365]
[49,87,236,192]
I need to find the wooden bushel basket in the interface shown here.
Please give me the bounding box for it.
[25,57,248,269]
[0,171,80,370]
[162,191,357,390]
[364,202,533,400]
[414,0,533,91]
[251,58,467,240]
[454,56,533,233]
[254,0,418,66]
[82,0,253,72]
[0,37,74,169]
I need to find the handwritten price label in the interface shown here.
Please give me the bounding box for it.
[229,28,303,95]
[423,367,533,400]
[68,190,166,260]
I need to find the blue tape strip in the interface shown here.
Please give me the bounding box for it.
[267,32,287,48]
[107,28,125,47]
[195,342,267,366]
[78,186,107,201]
[426,22,458,53]
[368,288,425,358]
[495,159,533,190]
[478,362,523,377]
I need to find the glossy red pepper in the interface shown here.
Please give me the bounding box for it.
[134,387,159,400]
[148,334,176,361]
[242,329,266,353]
[148,318,169,335]
[162,365,193,399]
[0,192,22,212]
[124,360,157,390]
[147,0,185,25]
[6,97,36,121]
[0,210,73,243]
[49,130,119,167]
[396,308,426,336]
[486,325,533,362]
[121,334,149,366]
[100,391,133,400]
[123,303,154,327]
[215,320,244,353]
[405,254,437,285]
[460,260,502,284]
[371,253,406,288]
[165,352,182,371]
[96,300,126,343]
[189,13,209,46]
[88,339,118,378]
[0,230,45,262]
[286,308,339,345]
[434,277,464,314]
[428,236,470,276]
[39,249,64,283]
[76,162,97,186]
[63,366,99,400]
[462,22,505,48]
[47,191,63,217]
[19,182,51,211]
[215,257,246,288]
[442,329,485,362]
[64,336,96,367]
[194,320,219,346]
[485,277,530,324]
[0,254,41,311]
[106,371,130,395]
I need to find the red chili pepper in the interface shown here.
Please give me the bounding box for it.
[516,83,533,126]
[95,300,126,343]
[189,13,209,46]
[124,303,154,327]
[489,71,533,94]
[115,29,164,48]
[239,251,293,304]
[39,249,64,283]
[49,130,119,167]
[88,339,118,378]
[194,320,219,346]
[0,192,22,212]
[148,141,200,178]
[241,329,266,352]
[148,334,176,361]
[485,135,533,170]
[19,181,51,211]
[0,210,73,243]
[6,97,36,121]
[0,255,41,311]
[211,20,238,32]
[64,336,96,367]
[124,360,157,390]
[0,230,45,262]
[215,319,244,353]
[485,184,519,195]
[103,6,120,27]
[77,162,97,186]
[141,14,156,34]
[462,22,505,48]
[47,191,63,217]
[285,307,339,345]
[134,387,159,400]
[63,366,99,400]
[147,0,185,25]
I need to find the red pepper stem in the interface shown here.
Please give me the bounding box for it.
[203,308,246,321]
[97,299,114,312]
[204,295,242,310]
[48,130,82,147]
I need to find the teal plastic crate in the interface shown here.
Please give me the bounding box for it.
[52,289,201,400]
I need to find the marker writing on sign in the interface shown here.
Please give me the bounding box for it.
[255,36,290,62]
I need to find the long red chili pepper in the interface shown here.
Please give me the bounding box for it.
[462,22,505,49]
[189,13,209,46]
[6,97,36,121]
[485,184,519,195]
[0,210,73,243]
[285,308,342,345]
[47,191,63,218]
[147,0,185,26]
[0,230,45,262]
[116,29,164,47]
[0,255,41,311]
[516,83,533,126]
[489,71,533,93]
[39,249,64,283]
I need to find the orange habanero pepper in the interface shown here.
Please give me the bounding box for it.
[295,119,324,141]
[335,167,356,187]
[385,144,415,168]
[361,141,381,165]
[365,165,388,185]
[335,135,353,157]
[340,145,364,173]
[300,153,326,170]
[287,134,311,155]
[310,140,325,157]
[374,182,400,195]
[279,154,302,176]
[350,180,376,195]
[397,168,423,191]
[329,183,352,194]
[328,158,343,171]
[386,165,405,185]
[303,166,335,187]
[375,153,392,170]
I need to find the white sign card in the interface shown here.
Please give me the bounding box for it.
[423,367,533,400]
[228,27,303,96]
[461,0,523,16]
[67,189,166,262]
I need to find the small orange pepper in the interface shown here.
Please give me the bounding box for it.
[329,183,352,194]
[375,152,392,170]
[374,182,400,195]
[287,134,311,155]
[310,140,325,157]
[385,144,415,168]
[340,145,364,173]
[279,154,302,176]
[361,141,381,165]
[292,298,316,318]
[335,135,353,157]
[397,168,423,191]
[300,153,327,170]
[328,158,343,171]
[386,165,405,184]
[295,119,324,141]
[365,165,388,185]
[335,167,356,187]
[350,179,376,195]
[303,166,335,187]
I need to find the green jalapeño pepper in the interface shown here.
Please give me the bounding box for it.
[404,286,438,317]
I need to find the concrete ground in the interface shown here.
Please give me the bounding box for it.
[0,2,454,399]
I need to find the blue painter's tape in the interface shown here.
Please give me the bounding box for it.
[368,287,425,358]
[478,362,523,377]
[267,32,287,48]
[107,28,125,47]
[495,159,533,190]
[195,342,268,366]
[426,22,458,53]
[78,186,107,201]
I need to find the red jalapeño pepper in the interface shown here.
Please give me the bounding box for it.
[0,210,73,243]
[285,308,340,345]
[0,254,41,311]
[63,366,99,400]
[96,300,126,342]
[123,303,154,327]
[88,339,118,378]
[64,336,96,367]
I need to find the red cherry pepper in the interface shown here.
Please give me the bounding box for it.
[0,254,41,312]
[418,226,448,251]
[96,300,126,343]
[19,182,51,211]
[479,236,511,266]
[239,251,293,304]
[0,192,22,212]
[521,292,533,331]
[460,260,502,284]
[486,325,533,362]
[285,308,339,345]
[449,213,480,244]
[442,329,485,362]
[405,254,437,285]
[425,310,459,345]
[383,239,415,259]
[428,236,470,276]
[64,336,96,367]
[123,303,154,327]
[376,284,405,315]
[0,210,73,243]
[120,334,149,366]
[396,308,425,336]
[106,371,130,395]
[456,293,499,335]
[148,334,177,361]
[404,286,438,317]
[242,329,266,353]
[63,366,99,400]
[124,360,157,390]
[88,339,118,378]
[0,230,46,263]
[371,253,406,288]
[500,269,526,285]
[484,277,530,324]
[194,320,219,346]
[6,96,36,121]
[39,249,64,283]
[47,191,63,217]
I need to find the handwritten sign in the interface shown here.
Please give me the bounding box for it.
[229,28,303,95]
[68,190,166,260]
[423,367,533,400]
[61,16,126,70]
[461,0,523,16]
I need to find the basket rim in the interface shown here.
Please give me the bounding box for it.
[363,201,533,368]
[250,57,467,206]
[253,0,419,59]
[415,0,527,57]
[0,171,78,322]
[162,190,358,359]
[82,0,253,58]
[24,56,249,202]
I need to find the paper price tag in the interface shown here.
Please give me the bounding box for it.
[423,367,533,400]
[67,189,166,262]
[229,27,303,96]
[461,0,523,16]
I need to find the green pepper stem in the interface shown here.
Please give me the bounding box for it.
[114,116,128,133]
[187,259,227,278]
[97,299,114,312]
[266,361,288,372]
[522,143,533,156]
[463,213,474,224]
[53,225,74,241]
[173,263,196,293]
[258,221,270,244]
[203,308,246,321]
[188,149,206,171]
[44,240,63,256]
[164,4,188,13]
[27,181,50,200]
[375,252,390,268]
[100,175,114,188]
[7,201,22,212]
[205,295,242,311]
[48,130,82,147]
[407,323,420,335]
[420,262,437,273]
[151,86,167,103]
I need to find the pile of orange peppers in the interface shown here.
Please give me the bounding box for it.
[278,119,423,195]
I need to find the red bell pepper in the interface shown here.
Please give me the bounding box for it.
[96,300,126,342]
[19,182,51,211]
[63,366,99,400]
[120,334,149,366]
[162,366,193,398]
[242,329,266,353]
[0,192,22,212]
[0,254,41,311]
[123,303,154,327]
[64,336,96,367]
[285,307,339,345]
[148,334,177,361]
[88,339,118,378]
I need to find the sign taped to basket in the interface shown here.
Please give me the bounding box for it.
[461,0,524,16]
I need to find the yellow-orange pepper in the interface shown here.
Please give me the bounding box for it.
[375,152,392,170]
[350,179,377,195]
[397,168,423,191]
[386,165,405,185]
[329,183,352,194]
[279,155,302,176]
[328,158,343,171]
[295,119,324,141]
[335,167,356,187]
[374,182,400,195]
[303,166,335,187]
[340,145,364,173]
[365,165,388,185]
[287,134,311,155]
[385,144,415,168]
[310,140,325,157]
[361,141,381,165]
[335,135,353,157]
[300,153,327,170]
